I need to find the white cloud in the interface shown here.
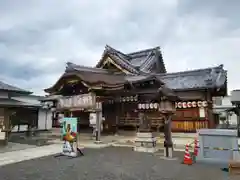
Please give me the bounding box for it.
[0,0,239,95]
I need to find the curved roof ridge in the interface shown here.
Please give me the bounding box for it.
[105,45,130,59]
[127,46,160,56]
[66,62,110,74]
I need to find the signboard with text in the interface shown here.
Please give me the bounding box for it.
[57,93,96,109]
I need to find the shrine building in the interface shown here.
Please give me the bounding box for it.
[43,45,227,133]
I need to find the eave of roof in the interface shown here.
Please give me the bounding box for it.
[0,98,40,107]
[0,81,32,94]
[155,65,227,91]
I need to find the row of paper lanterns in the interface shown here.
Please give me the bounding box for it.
[119,95,138,102]
[107,95,138,103]
[138,103,159,109]
[175,101,208,108]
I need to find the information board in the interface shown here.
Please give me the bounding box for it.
[61,117,78,157]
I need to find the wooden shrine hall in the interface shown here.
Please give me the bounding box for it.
[44,45,227,133]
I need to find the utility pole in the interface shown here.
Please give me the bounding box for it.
[237,105,240,137]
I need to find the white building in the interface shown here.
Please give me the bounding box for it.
[213,96,238,125]
[11,95,52,131]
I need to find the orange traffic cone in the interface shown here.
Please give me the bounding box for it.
[183,144,193,165]
[193,138,199,157]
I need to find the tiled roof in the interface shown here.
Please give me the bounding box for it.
[0,81,31,94]
[66,62,110,74]
[126,47,166,73]
[0,98,39,107]
[45,63,127,92]
[46,62,167,93]
[156,65,227,90]
[96,45,166,74]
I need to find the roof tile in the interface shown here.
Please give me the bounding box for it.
[156,65,226,90]
[0,81,31,93]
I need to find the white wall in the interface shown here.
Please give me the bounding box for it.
[213,96,238,125]
[228,113,238,125]
[222,96,232,106]
[38,109,52,130]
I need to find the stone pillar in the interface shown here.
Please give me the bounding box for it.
[164,114,173,158]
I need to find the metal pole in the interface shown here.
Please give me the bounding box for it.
[237,106,240,137]
[98,111,102,141]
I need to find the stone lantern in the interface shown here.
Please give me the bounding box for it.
[158,98,177,158]
[134,86,178,155]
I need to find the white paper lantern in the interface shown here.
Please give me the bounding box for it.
[153,103,158,109]
[130,96,133,101]
[197,101,202,107]
[175,102,178,108]
[134,95,138,101]
[182,102,187,108]
[192,101,197,107]
[177,102,182,108]
[186,102,191,108]
[150,103,154,109]
[202,101,208,107]
[146,103,149,109]
[138,104,142,109]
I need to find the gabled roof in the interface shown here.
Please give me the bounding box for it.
[156,65,227,91]
[96,45,166,74]
[45,62,166,93]
[45,63,127,93]
[126,46,166,73]
[0,80,32,94]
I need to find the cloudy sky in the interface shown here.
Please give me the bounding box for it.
[0,0,239,95]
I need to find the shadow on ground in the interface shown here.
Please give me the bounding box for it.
[8,133,53,146]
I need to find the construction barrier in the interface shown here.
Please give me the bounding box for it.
[203,147,240,151]
[186,140,240,175]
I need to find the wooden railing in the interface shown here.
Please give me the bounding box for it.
[171,120,208,132]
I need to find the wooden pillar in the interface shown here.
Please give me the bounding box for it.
[206,90,214,128]
[0,108,9,146]
[115,102,119,135]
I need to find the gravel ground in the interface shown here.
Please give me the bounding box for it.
[0,147,238,180]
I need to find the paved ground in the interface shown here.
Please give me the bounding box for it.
[0,142,36,153]
[0,147,237,180]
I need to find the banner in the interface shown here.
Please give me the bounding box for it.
[61,117,78,157]
[89,113,96,126]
